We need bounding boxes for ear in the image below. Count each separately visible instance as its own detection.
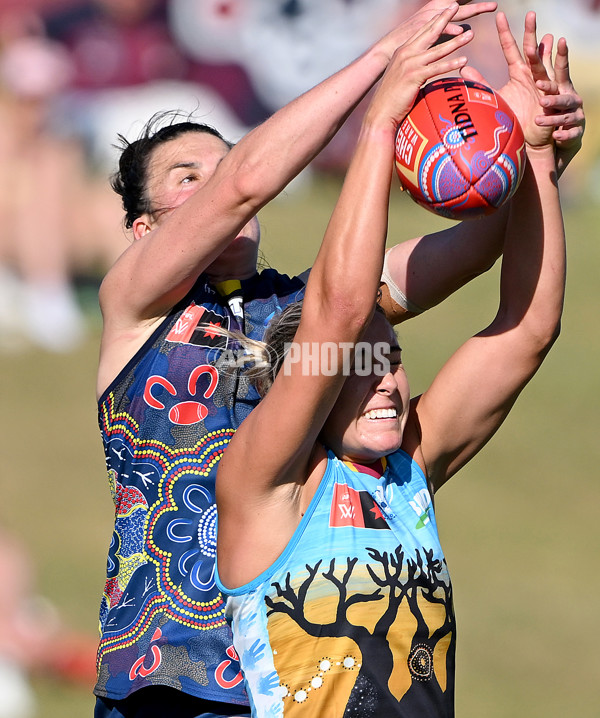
[132,215,154,241]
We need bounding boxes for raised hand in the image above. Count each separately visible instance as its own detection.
[369,4,475,128]
[375,0,497,61]
[461,11,584,173]
[460,12,554,148]
[529,27,585,174]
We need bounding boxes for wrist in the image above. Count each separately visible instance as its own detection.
[525,143,556,164]
[363,41,393,79]
[360,111,400,146]
[523,144,559,187]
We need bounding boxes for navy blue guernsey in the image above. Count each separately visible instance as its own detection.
[95,269,306,704]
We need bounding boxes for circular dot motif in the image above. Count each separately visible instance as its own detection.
[408,644,434,682]
[443,126,466,150]
[471,150,493,176]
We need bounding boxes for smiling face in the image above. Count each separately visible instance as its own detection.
[134,129,261,279]
[320,311,410,463]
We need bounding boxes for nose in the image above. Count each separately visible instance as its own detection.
[375,371,397,395]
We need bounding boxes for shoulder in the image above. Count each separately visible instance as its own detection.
[97,275,213,400]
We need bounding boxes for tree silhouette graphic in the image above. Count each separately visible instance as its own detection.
[265,545,454,715]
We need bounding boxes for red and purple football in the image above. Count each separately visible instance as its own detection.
[395,77,526,220]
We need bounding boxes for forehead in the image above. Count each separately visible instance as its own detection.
[146,131,230,186]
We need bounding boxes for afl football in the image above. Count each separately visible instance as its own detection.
[395,77,526,220]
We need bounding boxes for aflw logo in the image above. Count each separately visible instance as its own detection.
[338,501,356,520]
[166,302,229,348]
[330,484,389,530]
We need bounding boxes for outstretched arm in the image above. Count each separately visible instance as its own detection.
[409,11,567,492]
[97,3,497,397]
[380,11,584,324]
[217,7,475,589]
[100,1,497,327]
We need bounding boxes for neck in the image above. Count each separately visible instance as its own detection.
[343,456,388,479]
[205,243,259,283]
[206,266,257,283]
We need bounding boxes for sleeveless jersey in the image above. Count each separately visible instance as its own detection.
[218,450,456,717]
[95,269,306,703]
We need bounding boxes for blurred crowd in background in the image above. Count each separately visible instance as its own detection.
[0,1,598,716]
[0,0,598,358]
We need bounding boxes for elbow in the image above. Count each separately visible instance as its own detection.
[498,290,564,357]
[492,306,563,369]
[524,315,562,364]
[230,164,260,207]
[226,153,281,211]
[328,283,376,321]
[543,318,562,355]
[531,300,563,351]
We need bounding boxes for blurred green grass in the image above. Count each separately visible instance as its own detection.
[1,168,599,717]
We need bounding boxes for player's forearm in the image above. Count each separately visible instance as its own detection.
[226,46,390,208]
[382,205,507,324]
[497,145,565,345]
[305,118,396,332]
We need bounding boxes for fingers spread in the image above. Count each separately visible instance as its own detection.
[553,37,572,88]
[495,12,524,68]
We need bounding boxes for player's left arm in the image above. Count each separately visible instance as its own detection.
[379,13,584,326]
[379,208,507,323]
[411,11,566,491]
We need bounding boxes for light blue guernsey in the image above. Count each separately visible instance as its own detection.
[217,448,456,717]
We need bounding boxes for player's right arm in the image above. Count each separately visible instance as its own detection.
[97,4,497,363]
[216,8,474,589]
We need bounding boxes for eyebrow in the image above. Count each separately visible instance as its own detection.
[168,154,227,173]
[169,161,202,172]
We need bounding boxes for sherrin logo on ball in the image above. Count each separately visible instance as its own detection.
[395,77,526,220]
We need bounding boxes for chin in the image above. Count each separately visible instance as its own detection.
[207,241,259,280]
[348,437,402,464]
[369,427,403,453]
[375,440,403,460]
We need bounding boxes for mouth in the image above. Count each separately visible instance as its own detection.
[363,408,398,421]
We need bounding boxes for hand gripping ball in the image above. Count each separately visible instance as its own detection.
[395,77,526,220]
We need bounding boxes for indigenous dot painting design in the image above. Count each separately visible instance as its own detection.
[98,394,235,648]
[95,269,307,703]
[418,109,520,215]
[408,644,434,682]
